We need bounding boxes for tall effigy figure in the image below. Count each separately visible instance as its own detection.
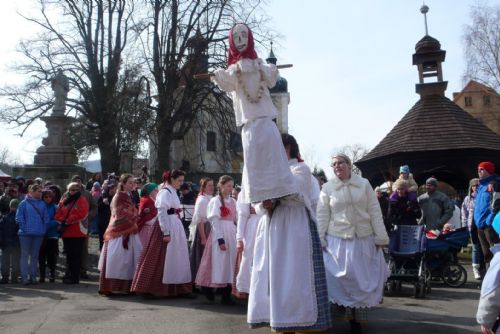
[211,23,297,204]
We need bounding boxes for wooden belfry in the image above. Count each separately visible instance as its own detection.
[355,6,500,191]
[413,5,445,84]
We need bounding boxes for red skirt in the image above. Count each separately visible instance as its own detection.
[131,221,192,297]
[98,241,132,295]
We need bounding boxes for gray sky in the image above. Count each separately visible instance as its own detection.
[0,0,484,178]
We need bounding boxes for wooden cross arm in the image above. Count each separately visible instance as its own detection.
[194,64,293,80]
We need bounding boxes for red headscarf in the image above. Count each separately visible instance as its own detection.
[228,23,258,65]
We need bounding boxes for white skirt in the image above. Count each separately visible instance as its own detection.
[211,219,237,284]
[236,214,260,293]
[248,201,317,328]
[323,234,388,308]
[98,234,142,280]
[163,217,191,284]
[240,117,297,203]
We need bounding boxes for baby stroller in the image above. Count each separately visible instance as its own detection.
[386,224,429,298]
[425,227,469,288]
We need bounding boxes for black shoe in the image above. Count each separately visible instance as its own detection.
[349,320,363,334]
[63,278,79,284]
[0,278,8,284]
[180,293,198,299]
[221,297,237,305]
[204,288,215,302]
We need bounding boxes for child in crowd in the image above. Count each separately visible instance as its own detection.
[0,199,20,283]
[38,189,59,283]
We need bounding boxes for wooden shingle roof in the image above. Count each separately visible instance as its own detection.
[358,93,500,162]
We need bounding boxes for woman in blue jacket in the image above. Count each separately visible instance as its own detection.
[15,184,50,285]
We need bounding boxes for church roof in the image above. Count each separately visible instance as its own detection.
[358,93,500,163]
[415,35,441,53]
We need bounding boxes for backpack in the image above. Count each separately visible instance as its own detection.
[488,177,500,214]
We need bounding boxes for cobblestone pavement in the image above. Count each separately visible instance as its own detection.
[0,236,482,334]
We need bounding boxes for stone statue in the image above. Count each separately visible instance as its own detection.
[51,69,69,115]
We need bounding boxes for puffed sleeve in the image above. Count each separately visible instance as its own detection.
[212,67,237,92]
[236,199,250,241]
[316,189,331,248]
[207,197,224,242]
[260,61,279,88]
[191,196,208,226]
[365,180,389,245]
[155,189,172,236]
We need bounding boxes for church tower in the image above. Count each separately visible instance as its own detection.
[266,42,290,134]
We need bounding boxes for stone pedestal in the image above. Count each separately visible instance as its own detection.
[34,116,78,165]
[13,114,87,189]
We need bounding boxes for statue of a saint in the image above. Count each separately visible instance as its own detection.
[51,69,69,114]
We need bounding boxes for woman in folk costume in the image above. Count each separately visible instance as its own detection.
[211,23,296,204]
[131,170,192,297]
[317,153,389,334]
[195,175,237,305]
[137,183,159,247]
[98,174,143,295]
[233,191,262,298]
[189,177,214,282]
[248,134,331,332]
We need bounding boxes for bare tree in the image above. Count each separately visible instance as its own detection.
[139,0,271,178]
[0,0,145,173]
[463,3,500,90]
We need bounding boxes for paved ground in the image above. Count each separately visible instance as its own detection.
[0,236,482,334]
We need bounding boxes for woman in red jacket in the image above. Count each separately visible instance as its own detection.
[55,182,89,284]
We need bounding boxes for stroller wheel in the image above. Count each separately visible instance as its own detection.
[442,263,467,288]
[386,281,396,295]
[413,283,422,298]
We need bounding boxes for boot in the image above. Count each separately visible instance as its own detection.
[203,287,215,302]
[49,270,56,283]
[472,264,482,280]
[220,286,236,305]
[349,320,363,334]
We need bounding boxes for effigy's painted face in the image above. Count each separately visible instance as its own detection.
[232,24,249,52]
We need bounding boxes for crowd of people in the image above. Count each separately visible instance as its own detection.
[0,153,499,333]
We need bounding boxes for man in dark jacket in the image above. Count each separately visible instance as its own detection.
[417,177,454,239]
[474,161,500,265]
[0,199,20,283]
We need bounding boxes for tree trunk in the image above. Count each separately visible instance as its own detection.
[97,128,120,175]
[154,124,173,182]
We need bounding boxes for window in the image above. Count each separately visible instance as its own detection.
[464,96,472,107]
[207,131,216,152]
[483,95,491,106]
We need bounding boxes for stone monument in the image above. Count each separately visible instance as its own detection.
[13,69,86,188]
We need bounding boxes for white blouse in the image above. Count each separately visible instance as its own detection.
[155,185,181,236]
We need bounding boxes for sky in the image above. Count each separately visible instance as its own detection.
[0,0,487,178]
